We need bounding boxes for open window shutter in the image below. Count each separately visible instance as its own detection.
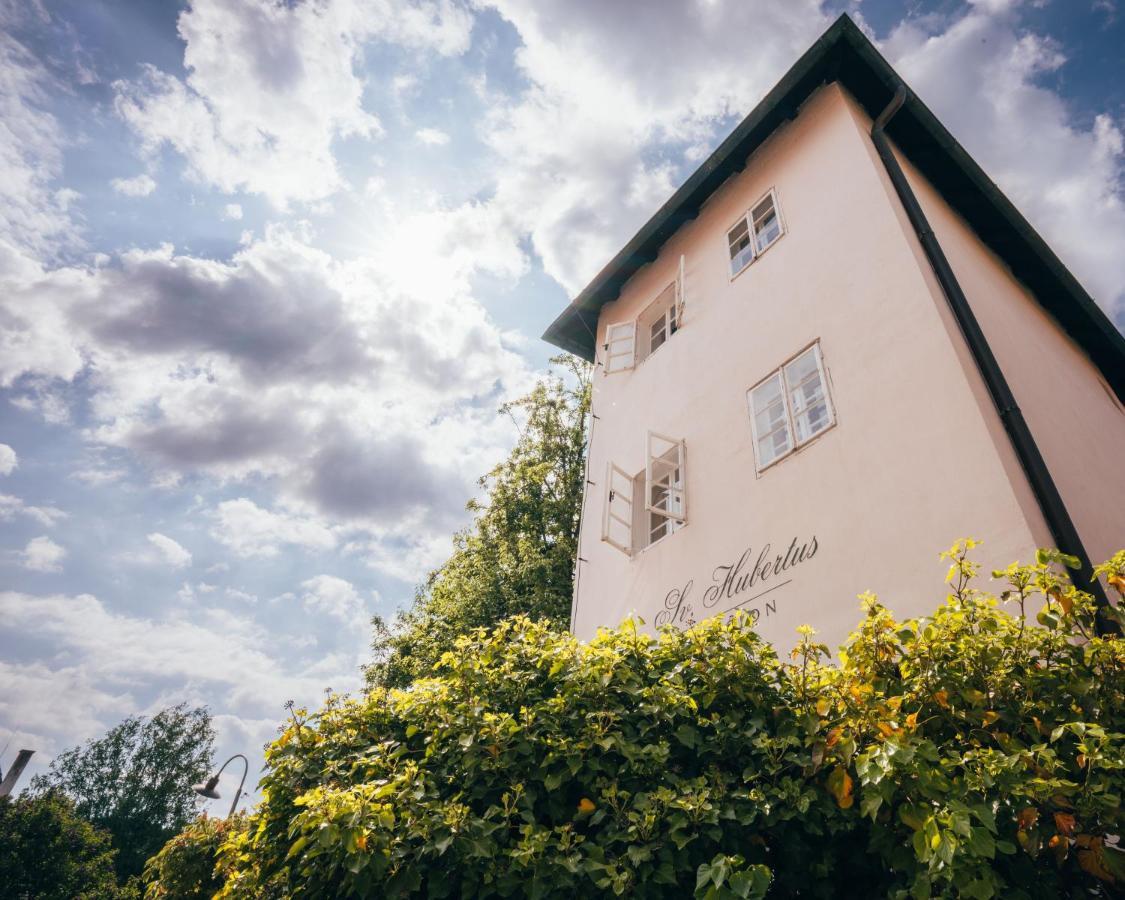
[645,431,686,523]
[601,461,634,555]
[675,254,686,325]
[604,322,636,373]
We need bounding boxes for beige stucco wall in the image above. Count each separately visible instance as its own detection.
[896,150,1125,570]
[572,82,1061,652]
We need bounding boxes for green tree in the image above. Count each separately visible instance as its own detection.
[151,542,1123,899]
[365,356,591,689]
[0,792,122,899]
[31,703,215,883]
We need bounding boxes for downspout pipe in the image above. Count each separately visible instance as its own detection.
[870,86,1117,635]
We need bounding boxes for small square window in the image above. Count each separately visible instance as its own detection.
[727,188,785,279]
[747,343,833,471]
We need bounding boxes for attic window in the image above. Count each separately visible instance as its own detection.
[727,188,785,278]
[603,256,686,374]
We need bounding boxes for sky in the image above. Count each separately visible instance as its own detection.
[1,0,1123,807]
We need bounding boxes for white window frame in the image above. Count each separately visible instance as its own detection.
[726,187,785,280]
[645,431,687,524]
[746,341,834,473]
[601,461,635,555]
[604,321,636,374]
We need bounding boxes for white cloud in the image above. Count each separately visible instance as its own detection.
[147,532,193,569]
[0,589,364,774]
[210,498,337,559]
[113,0,473,208]
[299,574,369,621]
[0,28,79,261]
[881,6,1125,320]
[0,493,66,526]
[225,587,258,603]
[222,202,243,220]
[22,535,66,572]
[0,443,16,475]
[110,173,157,196]
[476,0,829,293]
[415,127,450,146]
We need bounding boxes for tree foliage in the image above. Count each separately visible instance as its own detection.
[143,814,249,899]
[0,792,123,899]
[365,357,590,690]
[31,703,215,882]
[149,542,1124,898]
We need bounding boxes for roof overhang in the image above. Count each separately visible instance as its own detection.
[541,14,1125,401]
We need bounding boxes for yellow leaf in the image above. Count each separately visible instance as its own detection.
[577,798,596,814]
[826,766,854,809]
[982,710,1000,727]
[933,690,950,709]
[876,722,898,739]
[816,698,831,717]
[355,834,368,852]
[905,712,919,730]
[825,727,842,749]
[1108,574,1125,596]
[1077,753,1087,769]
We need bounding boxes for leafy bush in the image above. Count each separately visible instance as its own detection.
[143,814,248,899]
[150,543,1124,898]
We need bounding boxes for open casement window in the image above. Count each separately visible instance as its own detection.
[604,321,636,373]
[601,461,635,555]
[727,216,754,277]
[751,189,783,254]
[675,254,686,325]
[727,188,784,277]
[646,432,686,524]
[747,343,834,471]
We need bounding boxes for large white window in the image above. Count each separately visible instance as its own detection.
[603,256,686,374]
[747,343,834,470]
[601,432,687,555]
[727,189,784,278]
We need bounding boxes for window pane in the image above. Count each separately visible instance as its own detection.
[754,211,780,252]
[650,318,666,351]
[784,349,818,385]
[755,400,786,436]
[758,429,790,466]
[727,218,749,250]
[794,400,830,442]
[751,373,783,407]
[751,373,792,465]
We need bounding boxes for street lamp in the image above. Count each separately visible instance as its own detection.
[193,753,249,818]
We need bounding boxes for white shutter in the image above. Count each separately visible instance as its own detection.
[675,254,686,325]
[604,322,636,373]
[601,461,634,555]
[645,431,686,523]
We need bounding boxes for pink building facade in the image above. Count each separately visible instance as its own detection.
[543,16,1125,651]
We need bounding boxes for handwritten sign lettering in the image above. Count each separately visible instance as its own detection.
[655,534,819,630]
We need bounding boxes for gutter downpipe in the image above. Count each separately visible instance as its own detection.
[870,86,1117,635]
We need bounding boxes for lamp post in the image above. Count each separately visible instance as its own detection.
[193,753,249,818]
